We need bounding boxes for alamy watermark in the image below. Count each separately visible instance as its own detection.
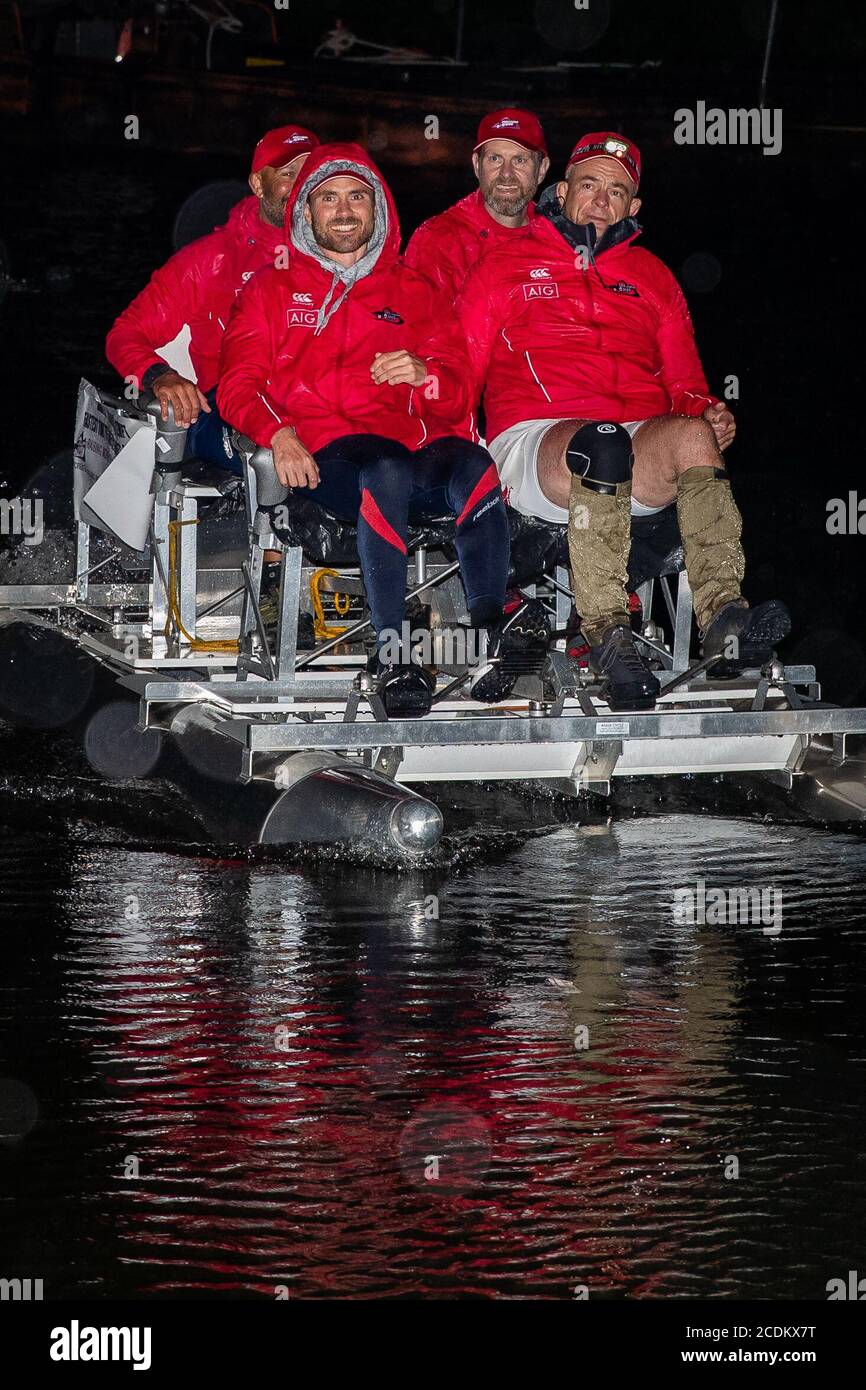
[0,496,43,546]
[674,102,782,157]
[377,620,486,669]
[672,877,782,934]
[826,492,866,534]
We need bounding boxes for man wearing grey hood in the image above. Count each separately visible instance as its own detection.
[219,142,550,717]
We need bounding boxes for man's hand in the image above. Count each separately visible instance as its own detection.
[370,350,427,387]
[153,371,211,428]
[703,401,736,451]
[271,425,320,489]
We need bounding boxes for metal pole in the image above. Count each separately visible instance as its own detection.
[759,0,780,109]
[454,0,465,64]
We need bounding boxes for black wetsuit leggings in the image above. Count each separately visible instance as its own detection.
[271,433,510,650]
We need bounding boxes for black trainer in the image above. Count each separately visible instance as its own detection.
[588,622,660,711]
[369,654,436,718]
[702,599,791,677]
[469,597,551,704]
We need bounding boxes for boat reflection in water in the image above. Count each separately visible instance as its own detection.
[2,806,865,1298]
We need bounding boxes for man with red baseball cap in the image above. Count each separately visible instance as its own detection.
[105,123,318,473]
[404,107,549,300]
[458,130,790,710]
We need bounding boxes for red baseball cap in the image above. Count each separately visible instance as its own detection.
[305,167,375,196]
[473,108,547,157]
[251,125,319,174]
[566,132,641,191]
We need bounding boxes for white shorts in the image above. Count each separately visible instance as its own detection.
[488,417,665,525]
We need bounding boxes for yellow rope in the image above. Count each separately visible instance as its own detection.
[310,566,351,639]
[163,519,238,653]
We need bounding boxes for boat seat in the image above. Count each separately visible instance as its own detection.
[270,492,457,566]
[268,490,685,588]
[180,459,245,499]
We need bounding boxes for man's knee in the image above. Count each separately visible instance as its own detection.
[357,437,413,490]
[666,415,719,468]
[565,422,634,493]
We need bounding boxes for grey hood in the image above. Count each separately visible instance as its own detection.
[290,158,390,335]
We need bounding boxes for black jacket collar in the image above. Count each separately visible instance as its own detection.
[536,184,640,258]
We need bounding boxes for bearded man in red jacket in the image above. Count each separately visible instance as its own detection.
[404,108,549,301]
[458,131,790,710]
[218,143,548,717]
[105,124,319,474]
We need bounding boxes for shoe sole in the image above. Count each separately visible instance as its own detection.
[599,681,659,712]
[382,690,433,718]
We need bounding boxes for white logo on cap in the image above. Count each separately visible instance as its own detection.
[284,133,307,144]
[495,118,520,128]
[604,138,629,156]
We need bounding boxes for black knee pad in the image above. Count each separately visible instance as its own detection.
[566,422,634,494]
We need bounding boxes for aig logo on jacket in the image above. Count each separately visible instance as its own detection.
[523,281,559,300]
[288,308,318,327]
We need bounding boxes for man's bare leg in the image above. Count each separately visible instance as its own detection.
[538,413,746,633]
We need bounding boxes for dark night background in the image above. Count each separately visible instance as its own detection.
[1,0,865,698]
[4,4,866,1313]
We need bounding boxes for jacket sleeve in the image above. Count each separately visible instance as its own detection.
[403,221,452,297]
[454,259,498,406]
[407,279,474,430]
[654,266,719,416]
[105,240,210,386]
[216,274,293,446]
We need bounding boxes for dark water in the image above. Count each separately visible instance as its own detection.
[2,120,866,1300]
[2,807,866,1298]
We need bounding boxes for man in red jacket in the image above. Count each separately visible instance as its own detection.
[105,123,319,474]
[218,143,549,716]
[403,108,549,300]
[458,131,789,709]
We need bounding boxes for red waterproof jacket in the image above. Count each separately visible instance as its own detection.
[404,189,536,301]
[457,198,718,443]
[105,197,286,392]
[217,144,474,453]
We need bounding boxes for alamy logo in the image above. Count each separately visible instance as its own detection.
[827,1270,866,1299]
[0,495,43,546]
[0,1276,43,1300]
[672,877,782,934]
[674,101,782,157]
[826,493,866,534]
[50,1320,152,1371]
